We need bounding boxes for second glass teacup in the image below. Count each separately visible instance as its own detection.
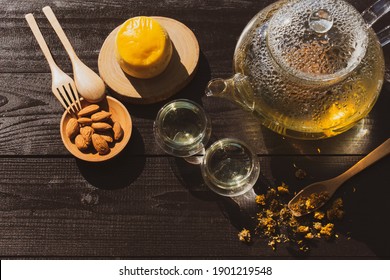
[200,138,260,197]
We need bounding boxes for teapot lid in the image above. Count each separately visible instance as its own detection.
[267,0,368,82]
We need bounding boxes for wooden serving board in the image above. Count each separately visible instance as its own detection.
[98,17,200,104]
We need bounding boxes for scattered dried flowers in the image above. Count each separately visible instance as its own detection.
[239,182,345,252]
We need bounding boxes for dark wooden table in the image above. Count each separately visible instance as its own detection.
[1,0,389,258]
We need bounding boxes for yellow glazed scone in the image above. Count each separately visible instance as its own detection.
[115,16,173,79]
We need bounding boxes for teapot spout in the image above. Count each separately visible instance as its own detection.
[205,78,228,97]
[205,73,255,112]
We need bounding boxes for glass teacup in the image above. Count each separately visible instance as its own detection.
[154,99,211,157]
[200,138,260,197]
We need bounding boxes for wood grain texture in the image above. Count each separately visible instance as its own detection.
[0,0,268,74]
[1,0,390,258]
[0,155,389,257]
[1,0,389,74]
[1,73,389,156]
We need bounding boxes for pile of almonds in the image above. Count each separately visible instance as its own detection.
[65,104,124,155]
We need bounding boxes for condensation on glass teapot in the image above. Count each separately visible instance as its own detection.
[206,0,385,139]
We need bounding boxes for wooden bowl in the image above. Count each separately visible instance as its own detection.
[60,96,132,162]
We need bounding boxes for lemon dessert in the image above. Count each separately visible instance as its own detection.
[115,16,173,79]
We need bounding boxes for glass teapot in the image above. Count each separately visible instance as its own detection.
[206,0,389,139]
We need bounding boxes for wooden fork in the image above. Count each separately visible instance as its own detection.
[25,13,82,115]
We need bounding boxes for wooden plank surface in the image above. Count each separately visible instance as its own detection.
[1,0,388,74]
[0,0,390,258]
[0,0,266,74]
[0,155,389,257]
[1,0,389,156]
[0,72,389,156]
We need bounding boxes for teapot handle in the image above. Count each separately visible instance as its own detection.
[362,0,390,27]
[377,25,390,46]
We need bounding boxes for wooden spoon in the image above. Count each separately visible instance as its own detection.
[42,6,106,103]
[288,138,390,217]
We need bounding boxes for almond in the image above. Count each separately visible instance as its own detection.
[77,104,100,117]
[98,133,114,143]
[66,118,79,139]
[92,122,112,131]
[113,122,124,141]
[92,134,110,155]
[77,117,92,126]
[75,134,89,151]
[91,111,112,122]
[80,126,94,145]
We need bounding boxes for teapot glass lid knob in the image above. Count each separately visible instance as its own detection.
[308,9,333,33]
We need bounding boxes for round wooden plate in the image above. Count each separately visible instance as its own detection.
[98,17,200,104]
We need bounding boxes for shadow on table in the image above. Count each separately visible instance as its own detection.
[267,152,390,257]
[170,157,218,202]
[170,156,266,239]
[335,156,390,257]
[216,174,274,232]
[119,51,212,121]
[76,126,145,190]
[169,156,257,233]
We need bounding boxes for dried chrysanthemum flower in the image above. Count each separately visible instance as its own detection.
[314,211,325,220]
[258,217,277,235]
[279,206,291,221]
[313,222,322,230]
[265,209,274,218]
[297,226,310,233]
[305,232,314,239]
[305,198,315,210]
[277,182,290,194]
[320,223,334,238]
[268,239,277,250]
[265,188,277,200]
[238,228,251,243]
[255,194,266,205]
[289,216,299,228]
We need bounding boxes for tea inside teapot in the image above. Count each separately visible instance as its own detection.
[207,0,385,139]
